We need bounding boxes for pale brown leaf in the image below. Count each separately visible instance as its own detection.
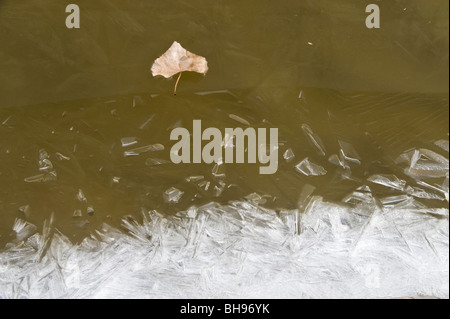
[151,41,208,78]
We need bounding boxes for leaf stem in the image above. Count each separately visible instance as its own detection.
[174,72,182,95]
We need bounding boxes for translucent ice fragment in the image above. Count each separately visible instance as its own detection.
[18,205,31,219]
[283,148,295,162]
[297,184,316,212]
[87,206,95,216]
[112,176,121,183]
[145,158,170,166]
[213,181,226,197]
[38,149,54,172]
[45,171,58,182]
[55,152,70,161]
[139,115,155,130]
[38,159,53,172]
[338,140,361,165]
[39,149,49,161]
[77,189,87,202]
[164,187,184,203]
[73,209,82,217]
[301,124,326,156]
[132,95,144,107]
[295,158,327,176]
[13,219,37,241]
[72,219,90,229]
[1,114,16,127]
[405,185,444,201]
[212,163,225,177]
[245,192,267,205]
[24,171,57,183]
[379,195,423,209]
[367,174,406,191]
[417,179,449,202]
[186,175,204,182]
[197,181,210,191]
[124,144,164,156]
[396,148,449,178]
[343,187,375,206]
[121,137,138,147]
[434,140,449,152]
[213,185,224,197]
[328,154,346,168]
[195,90,238,98]
[229,114,250,126]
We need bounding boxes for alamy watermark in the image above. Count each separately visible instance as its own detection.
[65,3,381,29]
[170,120,279,174]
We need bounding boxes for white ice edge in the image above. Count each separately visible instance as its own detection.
[0,197,448,299]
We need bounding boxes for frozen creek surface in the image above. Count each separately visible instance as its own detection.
[0,197,448,299]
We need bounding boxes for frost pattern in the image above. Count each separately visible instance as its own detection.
[0,197,448,299]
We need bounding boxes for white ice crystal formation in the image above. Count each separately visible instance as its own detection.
[0,195,448,299]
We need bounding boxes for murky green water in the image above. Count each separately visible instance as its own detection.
[0,0,448,247]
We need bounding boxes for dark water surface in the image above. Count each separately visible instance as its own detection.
[0,0,448,247]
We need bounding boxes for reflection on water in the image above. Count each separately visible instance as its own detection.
[0,0,448,249]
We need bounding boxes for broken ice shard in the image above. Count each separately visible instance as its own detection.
[145,158,170,166]
[38,159,53,172]
[163,187,184,203]
[186,175,204,182]
[229,114,250,126]
[132,95,144,107]
[245,192,268,205]
[139,115,155,130]
[379,195,424,209]
[38,149,54,172]
[25,149,57,182]
[283,148,295,162]
[301,124,326,156]
[73,209,82,217]
[55,152,70,161]
[367,174,406,191]
[13,218,37,241]
[87,206,95,216]
[405,185,445,201]
[24,171,57,183]
[342,186,375,207]
[212,162,225,177]
[328,154,346,168]
[197,180,211,191]
[112,176,121,183]
[18,205,31,219]
[124,144,164,157]
[396,148,449,179]
[434,140,449,152]
[121,137,138,147]
[295,158,327,176]
[338,140,361,165]
[213,185,224,197]
[77,189,87,202]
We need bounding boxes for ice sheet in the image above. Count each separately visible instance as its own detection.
[0,197,447,299]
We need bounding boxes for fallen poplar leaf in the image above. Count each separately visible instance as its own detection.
[151,41,208,94]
